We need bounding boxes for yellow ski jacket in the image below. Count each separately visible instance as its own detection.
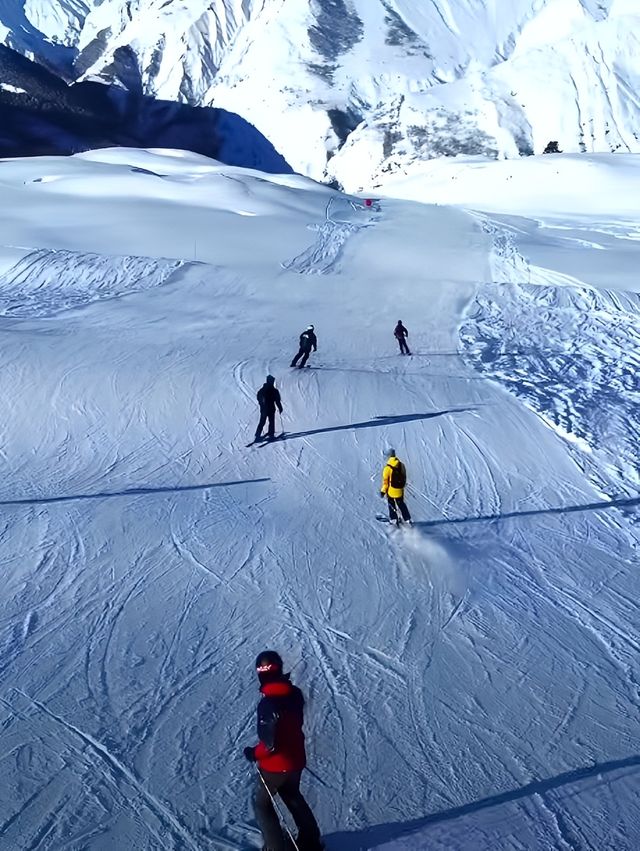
[381,456,406,499]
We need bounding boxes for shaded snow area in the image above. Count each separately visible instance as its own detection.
[0,148,638,851]
[0,44,293,170]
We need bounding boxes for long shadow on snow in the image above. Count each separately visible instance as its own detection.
[280,410,473,442]
[326,754,640,850]
[412,494,640,528]
[309,366,485,380]
[0,478,270,507]
[373,352,524,360]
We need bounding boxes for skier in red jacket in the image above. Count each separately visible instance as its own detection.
[244,651,322,851]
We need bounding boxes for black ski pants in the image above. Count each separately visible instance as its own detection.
[388,495,411,523]
[255,769,321,851]
[256,408,276,439]
[291,347,311,367]
[396,336,411,355]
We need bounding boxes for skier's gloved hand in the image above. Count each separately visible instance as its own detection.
[243,746,257,763]
[380,491,386,499]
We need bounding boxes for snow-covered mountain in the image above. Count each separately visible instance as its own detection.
[2,1,640,187]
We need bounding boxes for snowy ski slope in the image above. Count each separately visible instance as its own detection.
[0,149,638,850]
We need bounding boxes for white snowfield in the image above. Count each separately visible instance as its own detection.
[0,148,638,851]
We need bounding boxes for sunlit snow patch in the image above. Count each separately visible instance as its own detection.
[1,83,27,94]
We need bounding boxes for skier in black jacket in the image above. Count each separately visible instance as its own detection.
[291,325,317,368]
[243,651,322,851]
[256,375,283,441]
[394,320,411,355]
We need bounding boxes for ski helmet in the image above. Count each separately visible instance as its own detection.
[384,447,396,457]
[307,324,314,330]
[266,374,275,384]
[255,650,283,674]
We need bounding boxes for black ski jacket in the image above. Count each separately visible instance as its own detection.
[257,383,283,414]
[394,322,408,340]
[299,330,317,353]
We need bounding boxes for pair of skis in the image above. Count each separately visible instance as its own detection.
[246,433,286,448]
[375,514,413,528]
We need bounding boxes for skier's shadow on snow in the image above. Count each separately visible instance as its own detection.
[309,366,486,380]
[0,478,270,507]
[279,409,474,441]
[412,494,640,528]
[325,754,640,849]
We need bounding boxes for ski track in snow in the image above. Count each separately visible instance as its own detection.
[0,248,184,317]
[463,214,640,499]
[0,152,639,850]
[2,688,210,851]
[281,197,377,274]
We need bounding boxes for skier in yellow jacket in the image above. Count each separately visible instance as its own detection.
[380,449,412,526]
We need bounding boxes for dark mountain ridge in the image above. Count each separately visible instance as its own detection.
[0,45,291,172]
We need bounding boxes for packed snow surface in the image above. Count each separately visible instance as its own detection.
[0,148,638,850]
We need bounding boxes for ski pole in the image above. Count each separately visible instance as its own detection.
[256,768,300,851]
[305,765,328,788]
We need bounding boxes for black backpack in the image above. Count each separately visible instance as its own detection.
[389,461,406,489]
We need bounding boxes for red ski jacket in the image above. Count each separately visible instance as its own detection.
[251,677,307,773]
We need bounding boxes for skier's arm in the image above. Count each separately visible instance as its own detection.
[275,389,283,413]
[255,700,279,757]
[312,333,317,351]
[381,465,390,495]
